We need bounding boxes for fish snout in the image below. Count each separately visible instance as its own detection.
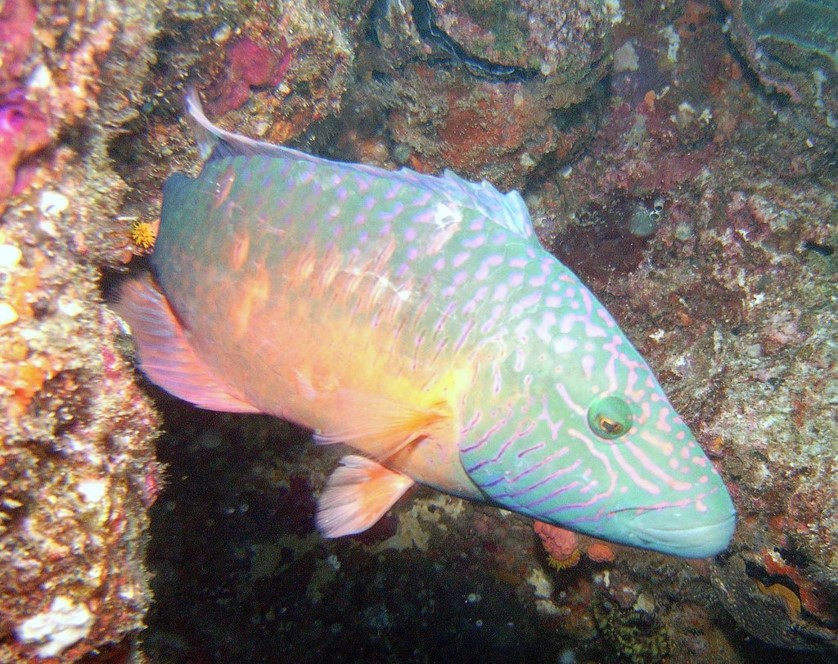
[614,499,736,558]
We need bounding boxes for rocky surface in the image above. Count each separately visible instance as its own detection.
[0,1,834,661]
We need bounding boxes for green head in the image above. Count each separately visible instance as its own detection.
[460,271,736,558]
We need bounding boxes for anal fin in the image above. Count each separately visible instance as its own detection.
[316,455,415,538]
[113,273,259,414]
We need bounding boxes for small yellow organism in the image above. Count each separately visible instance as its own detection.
[546,548,582,571]
[130,220,159,249]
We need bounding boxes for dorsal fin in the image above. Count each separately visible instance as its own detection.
[185,87,328,164]
[441,169,535,239]
[184,88,536,240]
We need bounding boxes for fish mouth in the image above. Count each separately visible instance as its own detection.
[616,506,737,558]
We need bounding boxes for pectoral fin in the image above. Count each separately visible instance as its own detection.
[316,455,415,538]
[313,388,452,461]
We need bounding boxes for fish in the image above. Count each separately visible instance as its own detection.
[115,89,736,557]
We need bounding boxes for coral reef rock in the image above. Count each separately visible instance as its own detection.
[367,0,612,189]
[1,1,836,662]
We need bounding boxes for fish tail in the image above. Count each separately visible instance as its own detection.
[112,272,259,414]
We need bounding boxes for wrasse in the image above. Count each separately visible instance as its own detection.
[115,90,735,557]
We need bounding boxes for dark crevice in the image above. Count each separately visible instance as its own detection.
[409,0,538,82]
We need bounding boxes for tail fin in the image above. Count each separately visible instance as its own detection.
[113,273,259,414]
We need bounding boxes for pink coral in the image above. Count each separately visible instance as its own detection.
[585,541,616,563]
[205,37,294,116]
[534,521,580,562]
[0,0,37,94]
[535,521,617,567]
[0,92,50,212]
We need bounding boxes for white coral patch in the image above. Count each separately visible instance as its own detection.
[660,25,681,64]
[16,596,94,658]
[76,479,107,503]
[39,191,69,216]
[613,41,639,72]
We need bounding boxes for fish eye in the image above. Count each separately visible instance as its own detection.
[587,396,633,440]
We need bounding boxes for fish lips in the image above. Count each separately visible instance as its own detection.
[610,503,737,558]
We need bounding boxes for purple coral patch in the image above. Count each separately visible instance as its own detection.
[205,37,294,116]
[0,91,50,207]
[0,0,37,94]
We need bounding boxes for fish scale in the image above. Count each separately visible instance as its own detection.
[173,163,529,361]
[114,90,735,556]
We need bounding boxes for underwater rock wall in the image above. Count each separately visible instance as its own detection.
[726,0,837,174]
[0,0,835,661]
[368,0,612,189]
[0,1,163,661]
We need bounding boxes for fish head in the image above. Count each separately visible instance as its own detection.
[461,317,736,559]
